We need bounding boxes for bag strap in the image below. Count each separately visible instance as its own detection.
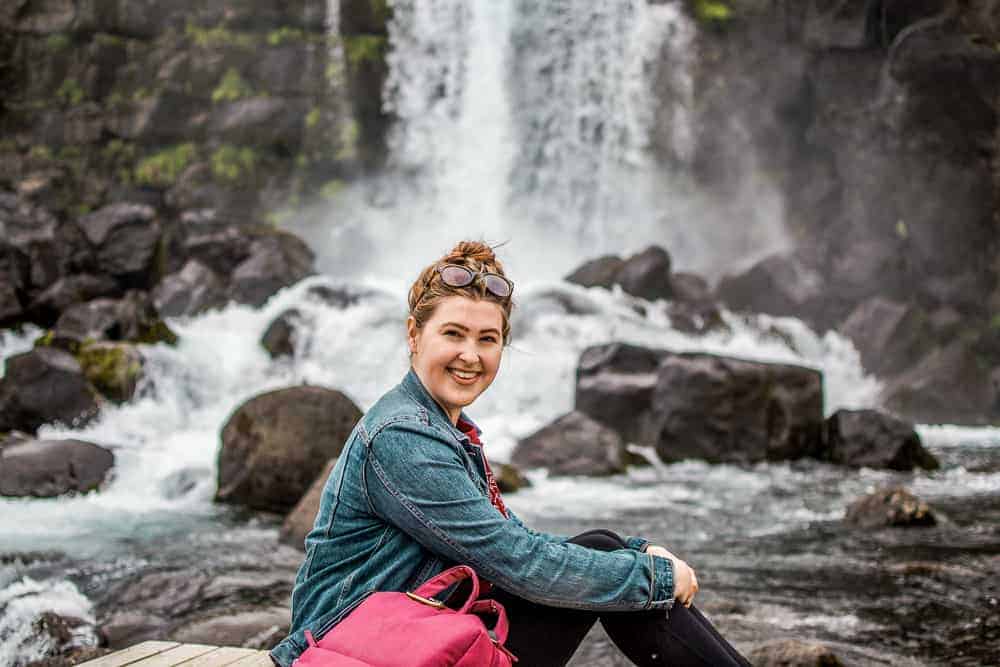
[468,599,509,644]
[412,565,480,614]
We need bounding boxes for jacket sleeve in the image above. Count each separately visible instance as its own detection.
[363,419,674,612]
[506,508,650,553]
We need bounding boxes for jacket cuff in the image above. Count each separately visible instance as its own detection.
[647,553,676,610]
[624,535,650,552]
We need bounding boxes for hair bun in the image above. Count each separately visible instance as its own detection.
[443,240,500,267]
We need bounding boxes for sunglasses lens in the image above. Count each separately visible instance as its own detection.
[440,265,474,287]
[484,274,512,298]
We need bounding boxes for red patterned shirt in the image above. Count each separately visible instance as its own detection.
[457,418,510,519]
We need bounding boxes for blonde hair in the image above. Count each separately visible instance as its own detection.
[407,241,514,345]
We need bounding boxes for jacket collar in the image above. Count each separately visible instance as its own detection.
[400,367,481,443]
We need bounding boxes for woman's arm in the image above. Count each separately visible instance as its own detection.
[506,508,651,553]
[363,419,675,612]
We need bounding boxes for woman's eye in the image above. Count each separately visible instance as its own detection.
[481,337,497,343]
[445,330,461,337]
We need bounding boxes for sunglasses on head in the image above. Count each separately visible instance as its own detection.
[435,264,514,299]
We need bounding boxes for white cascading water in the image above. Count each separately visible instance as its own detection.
[3,1,1000,664]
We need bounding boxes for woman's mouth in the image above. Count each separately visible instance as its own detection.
[447,368,480,384]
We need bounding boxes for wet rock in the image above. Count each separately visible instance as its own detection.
[53,291,178,348]
[212,97,304,146]
[152,259,228,318]
[159,467,211,500]
[616,246,672,301]
[305,284,369,309]
[492,460,530,493]
[564,255,625,289]
[0,438,113,497]
[181,219,256,275]
[0,281,23,324]
[715,253,827,329]
[823,409,939,471]
[575,342,668,446]
[217,386,362,512]
[261,308,302,359]
[839,297,932,376]
[109,570,211,620]
[666,298,725,336]
[650,353,824,464]
[75,341,144,403]
[881,340,997,425]
[845,487,936,529]
[669,272,711,303]
[228,233,315,307]
[170,606,289,649]
[747,639,844,666]
[22,612,105,667]
[0,347,100,434]
[279,458,336,550]
[76,204,162,284]
[99,610,168,650]
[512,411,628,477]
[27,274,121,326]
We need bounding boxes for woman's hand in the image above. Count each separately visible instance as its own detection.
[646,544,699,607]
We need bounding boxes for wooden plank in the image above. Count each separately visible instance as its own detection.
[128,644,218,667]
[226,652,274,667]
[78,641,181,667]
[172,647,260,667]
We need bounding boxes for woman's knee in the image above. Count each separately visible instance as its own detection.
[567,529,627,552]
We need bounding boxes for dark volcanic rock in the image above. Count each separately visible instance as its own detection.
[216,386,362,512]
[53,292,177,347]
[716,253,827,328]
[845,486,937,529]
[0,347,100,433]
[492,460,530,493]
[564,255,625,289]
[228,234,315,307]
[152,259,228,318]
[0,438,114,497]
[616,246,672,301]
[28,274,121,326]
[511,411,628,477]
[575,343,668,446]
[649,353,824,464]
[280,458,335,550]
[823,409,939,470]
[839,297,932,376]
[76,204,162,284]
[747,639,844,666]
[76,341,144,403]
[261,308,302,359]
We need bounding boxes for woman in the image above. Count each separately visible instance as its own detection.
[270,241,750,667]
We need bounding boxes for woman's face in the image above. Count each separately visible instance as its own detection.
[407,295,504,425]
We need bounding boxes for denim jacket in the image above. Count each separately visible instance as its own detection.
[270,368,675,667]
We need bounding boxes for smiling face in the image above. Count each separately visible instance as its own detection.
[407,295,504,425]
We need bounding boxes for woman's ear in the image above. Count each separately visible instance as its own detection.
[406,315,418,355]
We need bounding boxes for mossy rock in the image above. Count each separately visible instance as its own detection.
[75,342,144,403]
[135,319,179,346]
[492,461,531,493]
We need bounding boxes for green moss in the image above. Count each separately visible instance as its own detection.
[266,206,296,227]
[45,33,71,51]
[343,35,387,68]
[135,143,198,187]
[211,68,254,103]
[28,145,52,161]
[131,87,152,101]
[76,343,143,402]
[136,320,179,346]
[320,179,345,200]
[94,33,125,48]
[895,220,909,239]
[33,330,55,348]
[267,26,306,46]
[185,22,255,49]
[990,314,1000,330]
[210,144,256,182]
[335,120,360,161]
[71,203,92,217]
[102,139,136,164]
[57,145,83,161]
[694,0,732,22]
[56,78,85,106]
[305,107,322,129]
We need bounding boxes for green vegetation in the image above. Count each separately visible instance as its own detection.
[694,0,732,22]
[94,33,125,48]
[76,342,143,402]
[343,35,387,68]
[267,26,306,46]
[135,143,197,187]
[56,78,85,106]
[990,314,1000,330]
[28,145,52,161]
[305,107,322,129]
[211,144,256,182]
[33,330,55,348]
[320,179,345,200]
[212,68,254,103]
[895,220,909,239]
[185,22,255,49]
[45,33,71,51]
[336,120,360,161]
[102,139,136,165]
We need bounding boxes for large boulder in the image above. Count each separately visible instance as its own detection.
[823,409,939,470]
[649,353,824,464]
[216,386,362,512]
[839,298,932,376]
[0,347,100,433]
[844,487,936,529]
[228,233,315,307]
[75,204,162,285]
[27,274,121,326]
[75,341,144,403]
[279,458,336,549]
[511,411,628,477]
[715,253,828,329]
[0,438,114,497]
[152,259,229,318]
[575,343,667,446]
[616,246,672,301]
[53,291,178,348]
[261,308,302,359]
[747,639,844,667]
[564,255,625,289]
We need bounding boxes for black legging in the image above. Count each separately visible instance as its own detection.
[481,530,751,667]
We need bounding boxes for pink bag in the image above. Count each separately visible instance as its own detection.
[293,565,517,667]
